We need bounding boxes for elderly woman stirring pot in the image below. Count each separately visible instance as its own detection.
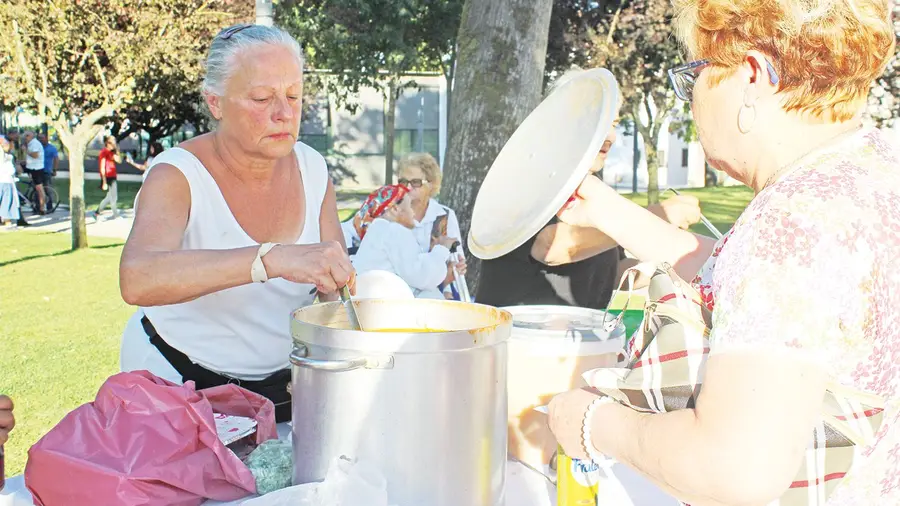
[548,0,900,505]
[119,24,353,423]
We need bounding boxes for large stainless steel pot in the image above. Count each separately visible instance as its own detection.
[290,299,511,506]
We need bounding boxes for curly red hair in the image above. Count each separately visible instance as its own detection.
[674,0,895,121]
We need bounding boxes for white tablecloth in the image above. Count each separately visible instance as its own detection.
[1,423,678,506]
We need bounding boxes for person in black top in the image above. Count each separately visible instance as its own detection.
[478,117,702,310]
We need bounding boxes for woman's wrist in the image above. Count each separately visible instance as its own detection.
[581,182,620,231]
[583,396,616,462]
[260,244,284,280]
[586,396,632,463]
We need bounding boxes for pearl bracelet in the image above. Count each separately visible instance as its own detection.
[582,396,616,464]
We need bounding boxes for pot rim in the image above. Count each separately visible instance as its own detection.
[291,299,512,353]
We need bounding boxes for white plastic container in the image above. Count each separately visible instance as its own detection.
[504,305,625,476]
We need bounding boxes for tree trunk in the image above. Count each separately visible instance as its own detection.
[445,44,456,127]
[644,140,660,205]
[383,80,399,185]
[632,121,640,194]
[67,142,88,249]
[441,0,554,296]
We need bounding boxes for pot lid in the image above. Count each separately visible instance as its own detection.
[504,305,625,343]
[468,68,621,260]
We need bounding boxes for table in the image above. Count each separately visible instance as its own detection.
[1,422,678,506]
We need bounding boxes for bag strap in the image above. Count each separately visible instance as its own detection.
[600,262,656,333]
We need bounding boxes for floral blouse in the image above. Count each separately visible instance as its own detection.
[691,128,900,504]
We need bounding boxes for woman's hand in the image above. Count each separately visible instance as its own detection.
[443,262,455,285]
[649,195,702,230]
[547,388,604,461]
[454,259,467,277]
[436,235,458,250]
[265,241,354,294]
[0,395,15,446]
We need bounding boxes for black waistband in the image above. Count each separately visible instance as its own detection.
[141,315,292,422]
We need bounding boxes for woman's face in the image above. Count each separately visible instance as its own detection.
[589,117,620,173]
[398,165,431,205]
[211,44,303,160]
[690,63,760,183]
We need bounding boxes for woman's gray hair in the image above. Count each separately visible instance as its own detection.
[201,24,304,97]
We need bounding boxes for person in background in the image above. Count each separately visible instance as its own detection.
[341,153,466,298]
[6,131,25,173]
[96,135,121,220]
[23,131,46,215]
[0,395,13,447]
[38,134,59,213]
[477,71,702,310]
[128,142,165,181]
[0,136,21,228]
[396,153,467,298]
[352,184,457,299]
[38,134,59,178]
[548,0,899,504]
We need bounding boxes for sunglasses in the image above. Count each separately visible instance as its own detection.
[667,59,780,102]
[398,178,428,188]
[218,24,254,41]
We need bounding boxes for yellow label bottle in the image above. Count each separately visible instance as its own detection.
[557,444,600,505]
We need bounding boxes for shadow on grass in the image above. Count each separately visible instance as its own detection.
[0,243,123,268]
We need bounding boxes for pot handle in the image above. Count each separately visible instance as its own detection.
[290,344,394,372]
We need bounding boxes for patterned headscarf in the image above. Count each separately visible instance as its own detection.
[353,184,410,240]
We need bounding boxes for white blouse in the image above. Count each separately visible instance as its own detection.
[352,218,451,299]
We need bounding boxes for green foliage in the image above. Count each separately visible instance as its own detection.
[277,0,461,108]
[0,0,248,247]
[588,0,683,203]
[545,0,620,81]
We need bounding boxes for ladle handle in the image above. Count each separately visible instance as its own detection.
[290,344,394,372]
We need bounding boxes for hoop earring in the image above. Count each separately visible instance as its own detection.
[738,104,756,134]
[738,84,759,134]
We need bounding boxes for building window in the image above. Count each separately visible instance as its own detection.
[682,148,689,167]
[393,129,440,161]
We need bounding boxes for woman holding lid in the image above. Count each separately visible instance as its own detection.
[118,24,353,422]
[352,184,459,300]
[548,0,900,504]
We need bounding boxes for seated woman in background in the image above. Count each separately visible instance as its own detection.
[352,184,457,300]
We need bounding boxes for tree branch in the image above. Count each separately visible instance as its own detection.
[91,50,112,104]
[11,20,61,122]
[606,1,625,46]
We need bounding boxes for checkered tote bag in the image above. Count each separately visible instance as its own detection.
[587,263,885,505]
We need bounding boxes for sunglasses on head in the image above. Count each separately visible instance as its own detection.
[398,178,428,188]
[218,24,254,41]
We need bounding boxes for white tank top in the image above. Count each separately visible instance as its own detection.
[134,142,327,378]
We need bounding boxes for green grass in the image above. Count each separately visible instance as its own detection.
[0,232,130,476]
[0,184,753,478]
[624,185,755,237]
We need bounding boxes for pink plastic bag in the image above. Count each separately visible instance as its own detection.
[24,370,277,506]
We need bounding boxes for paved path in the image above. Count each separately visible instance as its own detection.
[3,196,365,241]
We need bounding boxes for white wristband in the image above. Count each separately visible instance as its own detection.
[251,243,279,283]
[582,396,616,464]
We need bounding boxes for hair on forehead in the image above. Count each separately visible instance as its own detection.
[202,24,305,97]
